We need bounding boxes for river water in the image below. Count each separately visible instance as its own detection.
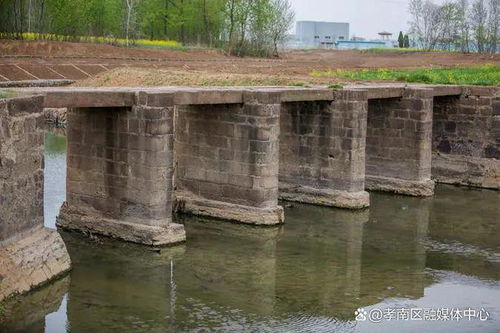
[1,131,499,332]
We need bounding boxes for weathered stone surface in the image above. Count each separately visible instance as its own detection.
[6,95,45,116]
[174,92,283,224]
[432,153,499,189]
[279,183,370,209]
[0,227,71,302]
[45,91,136,108]
[365,175,435,197]
[365,87,405,100]
[0,79,74,88]
[1,95,45,244]
[431,85,462,97]
[432,95,499,189]
[1,85,496,253]
[0,94,71,302]
[175,191,284,225]
[57,103,186,245]
[57,203,186,246]
[366,88,434,196]
[43,107,67,124]
[174,89,244,105]
[274,88,333,102]
[279,90,370,208]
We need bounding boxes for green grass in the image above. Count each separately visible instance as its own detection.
[328,83,344,89]
[311,65,500,86]
[0,89,16,99]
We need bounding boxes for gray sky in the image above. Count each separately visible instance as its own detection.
[289,0,413,39]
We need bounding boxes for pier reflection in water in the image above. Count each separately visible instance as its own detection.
[0,130,498,332]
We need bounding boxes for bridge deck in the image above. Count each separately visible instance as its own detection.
[9,84,497,108]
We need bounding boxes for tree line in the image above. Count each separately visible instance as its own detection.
[409,0,499,53]
[0,0,294,56]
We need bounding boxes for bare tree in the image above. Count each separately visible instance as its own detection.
[125,0,138,46]
[409,0,446,50]
[486,0,499,53]
[408,0,499,53]
[268,0,294,57]
[441,2,462,50]
[470,0,488,52]
[457,0,471,52]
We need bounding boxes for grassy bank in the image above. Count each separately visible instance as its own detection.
[310,65,500,86]
[0,32,185,51]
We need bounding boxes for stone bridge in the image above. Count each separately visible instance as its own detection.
[1,84,498,301]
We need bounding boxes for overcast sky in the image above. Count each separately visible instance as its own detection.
[288,0,414,39]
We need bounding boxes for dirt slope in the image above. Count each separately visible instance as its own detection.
[0,40,498,84]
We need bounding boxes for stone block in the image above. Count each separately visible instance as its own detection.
[175,191,284,225]
[0,228,71,302]
[6,95,44,116]
[243,91,281,105]
[57,204,185,246]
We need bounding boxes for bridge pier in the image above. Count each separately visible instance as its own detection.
[0,95,70,302]
[432,89,499,189]
[279,89,370,208]
[175,91,284,225]
[365,88,435,196]
[56,93,186,246]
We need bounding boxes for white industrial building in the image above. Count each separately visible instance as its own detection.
[295,21,350,47]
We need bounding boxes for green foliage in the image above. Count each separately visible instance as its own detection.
[0,0,295,58]
[225,0,294,57]
[398,31,404,48]
[0,89,15,99]
[404,34,410,48]
[311,65,500,86]
[0,304,5,317]
[328,83,344,89]
[397,73,433,83]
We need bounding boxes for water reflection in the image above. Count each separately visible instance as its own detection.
[44,131,67,229]
[426,186,500,281]
[1,132,499,332]
[61,232,185,332]
[361,195,432,303]
[274,208,368,321]
[0,276,69,332]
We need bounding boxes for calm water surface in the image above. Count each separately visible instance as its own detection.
[1,131,499,332]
